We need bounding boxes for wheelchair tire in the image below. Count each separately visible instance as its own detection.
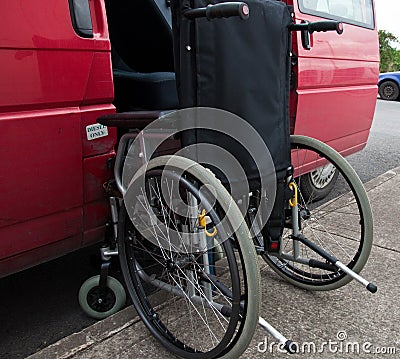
[118,155,261,359]
[262,135,373,291]
[79,275,126,319]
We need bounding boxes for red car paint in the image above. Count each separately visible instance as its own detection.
[0,0,379,277]
[287,0,379,156]
[0,0,116,277]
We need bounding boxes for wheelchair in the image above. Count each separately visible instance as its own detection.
[79,1,376,357]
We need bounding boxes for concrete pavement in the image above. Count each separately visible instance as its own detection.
[28,167,400,359]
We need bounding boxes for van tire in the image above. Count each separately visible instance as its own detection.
[379,80,399,101]
[299,166,339,202]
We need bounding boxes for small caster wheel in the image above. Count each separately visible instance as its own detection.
[79,275,126,319]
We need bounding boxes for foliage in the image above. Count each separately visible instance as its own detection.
[379,30,400,73]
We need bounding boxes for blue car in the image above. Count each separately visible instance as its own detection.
[378,71,400,101]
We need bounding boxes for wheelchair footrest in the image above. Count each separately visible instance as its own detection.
[293,233,378,293]
[258,316,297,354]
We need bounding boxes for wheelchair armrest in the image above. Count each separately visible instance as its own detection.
[97,110,169,129]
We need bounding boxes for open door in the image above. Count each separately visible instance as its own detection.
[287,0,379,155]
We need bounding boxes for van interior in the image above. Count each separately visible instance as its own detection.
[104,0,178,113]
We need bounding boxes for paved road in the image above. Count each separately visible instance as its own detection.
[347,99,400,181]
[0,246,100,359]
[0,99,399,359]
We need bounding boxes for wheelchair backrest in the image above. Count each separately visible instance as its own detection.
[171,0,293,183]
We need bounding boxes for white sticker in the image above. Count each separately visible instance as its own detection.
[86,124,108,141]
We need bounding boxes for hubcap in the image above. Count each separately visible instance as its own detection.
[383,85,394,98]
[310,164,336,189]
[87,286,116,312]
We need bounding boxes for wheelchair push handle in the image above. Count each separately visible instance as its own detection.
[183,2,250,21]
[289,20,344,35]
[309,20,344,34]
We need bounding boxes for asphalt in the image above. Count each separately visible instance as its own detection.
[28,167,400,359]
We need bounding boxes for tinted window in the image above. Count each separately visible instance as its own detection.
[298,0,374,29]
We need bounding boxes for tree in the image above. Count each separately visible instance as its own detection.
[379,30,400,73]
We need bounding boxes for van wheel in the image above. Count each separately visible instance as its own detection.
[298,164,339,202]
[379,80,399,101]
[79,275,126,319]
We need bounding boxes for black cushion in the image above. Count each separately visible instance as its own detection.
[113,69,179,111]
[105,0,178,111]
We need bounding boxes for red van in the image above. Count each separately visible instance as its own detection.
[0,0,379,278]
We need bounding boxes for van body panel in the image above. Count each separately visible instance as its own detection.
[82,53,114,106]
[0,208,83,259]
[295,85,378,139]
[0,233,82,278]
[0,0,116,277]
[0,109,83,226]
[83,153,114,204]
[0,49,92,112]
[288,0,379,152]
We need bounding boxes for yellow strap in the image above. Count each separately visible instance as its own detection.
[205,226,217,237]
[199,209,217,237]
[288,182,298,207]
[199,209,207,227]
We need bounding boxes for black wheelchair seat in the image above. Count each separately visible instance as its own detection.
[112,50,178,111]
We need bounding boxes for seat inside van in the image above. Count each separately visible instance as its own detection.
[105,0,178,111]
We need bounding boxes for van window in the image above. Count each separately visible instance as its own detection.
[298,0,374,29]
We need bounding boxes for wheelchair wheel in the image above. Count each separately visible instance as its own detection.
[78,275,126,319]
[118,155,261,359]
[262,135,373,291]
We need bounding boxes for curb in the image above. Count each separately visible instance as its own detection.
[363,167,399,193]
[27,306,140,359]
